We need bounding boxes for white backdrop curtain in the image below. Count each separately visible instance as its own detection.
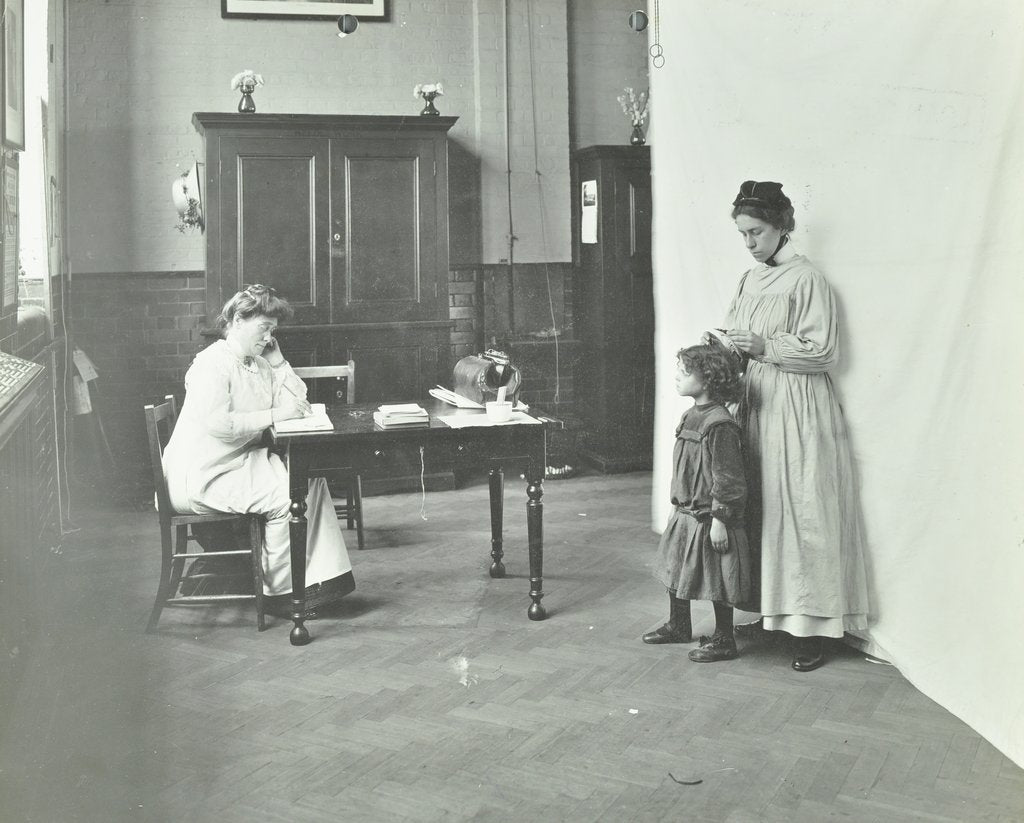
[649,0,1024,766]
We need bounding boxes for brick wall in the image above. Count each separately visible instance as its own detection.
[68,272,207,484]
[71,260,575,480]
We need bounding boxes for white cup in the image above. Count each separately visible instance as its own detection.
[486,400,514,423]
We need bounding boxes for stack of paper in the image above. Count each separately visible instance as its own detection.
[373,403,429,428]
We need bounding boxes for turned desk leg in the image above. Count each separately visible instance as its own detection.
[288,496,311,646]
[488,467,505,578]
[526,475,546,620]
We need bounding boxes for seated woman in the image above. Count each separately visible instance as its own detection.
[163,284,354,612]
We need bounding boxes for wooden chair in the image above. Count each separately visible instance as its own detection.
[144,395,267,632]
[290,361,365,550]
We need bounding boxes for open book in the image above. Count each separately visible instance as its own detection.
[273,403,333,433]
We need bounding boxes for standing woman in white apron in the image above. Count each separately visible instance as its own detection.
[163,284,354,612]
[724,181,869,671]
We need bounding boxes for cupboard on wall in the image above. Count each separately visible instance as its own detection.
[571,145,653,472]
[193,113,458,403]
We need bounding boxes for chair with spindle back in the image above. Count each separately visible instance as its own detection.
[144,395,267,632]
[290,360,365,550]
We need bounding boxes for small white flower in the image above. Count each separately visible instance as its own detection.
[231,70,265,91]
[414,82,444,98]
[617,86,649,126]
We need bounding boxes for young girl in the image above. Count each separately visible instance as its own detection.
[643,338,755,662]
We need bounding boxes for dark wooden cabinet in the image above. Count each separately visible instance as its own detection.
[571,145,653,472]
[193,113,457,403]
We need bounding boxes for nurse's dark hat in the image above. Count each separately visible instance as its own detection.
[732,180,790,210]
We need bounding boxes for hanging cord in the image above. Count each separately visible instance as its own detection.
[525,0,560,403]
[502,0,517,330]
[650,0,664,68]
[418,445,428,520]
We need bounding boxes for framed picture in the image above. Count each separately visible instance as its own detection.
[2,0,24,151]
[222,0,388,21]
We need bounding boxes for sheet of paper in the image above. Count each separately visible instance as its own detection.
[70,374,93,415]
[429,386,484,408]
[72,348,99,382]
[378,403,427,414]
[439,411,541,429]
[581,179,598,244]
[273,402,333,432]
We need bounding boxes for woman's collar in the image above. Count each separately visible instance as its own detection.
[767,237,796,266]
[223,335,257,369]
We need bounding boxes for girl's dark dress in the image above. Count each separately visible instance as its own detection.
[654,403,756,609]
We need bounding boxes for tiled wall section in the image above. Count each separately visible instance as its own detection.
[70,266,576,482]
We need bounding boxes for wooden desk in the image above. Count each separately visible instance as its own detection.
[270,401,553,645]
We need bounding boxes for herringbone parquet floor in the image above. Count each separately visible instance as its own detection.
[1,472,1021,822]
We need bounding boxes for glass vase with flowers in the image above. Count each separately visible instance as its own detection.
[414,83,444,116]
[617,87,650,145]
[231,70,265,113]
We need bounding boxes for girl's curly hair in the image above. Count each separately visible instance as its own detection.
[678,340,744,405]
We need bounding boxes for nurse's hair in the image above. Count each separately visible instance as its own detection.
[217,284,294,329]
[730,179,796,233]
[678,341,743,405]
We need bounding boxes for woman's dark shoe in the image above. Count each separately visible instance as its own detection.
[688,632,738,662]
[791,636,825,672]
[642,623,692,644]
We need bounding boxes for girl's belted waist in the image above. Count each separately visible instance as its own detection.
[674,504,711,521]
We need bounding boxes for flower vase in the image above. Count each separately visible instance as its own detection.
[629,123,646,146]
[419,92,440,116]
[238,88,257,113]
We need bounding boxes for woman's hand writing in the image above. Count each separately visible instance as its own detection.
[727,329,765,357]
[709,518,730,553]
[274,397,311,422]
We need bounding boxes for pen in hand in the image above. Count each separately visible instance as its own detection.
[277,379,312,418]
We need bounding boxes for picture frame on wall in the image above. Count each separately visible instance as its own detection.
[221,0,388,22]
[2,0,24,152]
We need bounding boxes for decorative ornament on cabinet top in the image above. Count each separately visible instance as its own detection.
[414,83,444,116]
[231,69,265,113]
[617,87,649,146]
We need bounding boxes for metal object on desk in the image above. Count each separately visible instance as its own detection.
[452,349,521,406]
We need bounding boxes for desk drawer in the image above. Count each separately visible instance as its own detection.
[303,426,546,478]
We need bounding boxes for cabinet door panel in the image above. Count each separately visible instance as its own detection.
[348,157,419,303]
[330,139,442,323]
[220,137,329,324]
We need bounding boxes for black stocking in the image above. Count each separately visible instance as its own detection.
[713,602,734,637]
